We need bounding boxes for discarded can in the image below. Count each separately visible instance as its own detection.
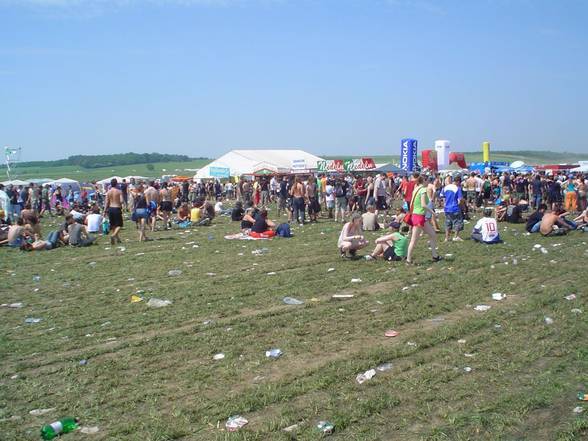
[317,421,334,435]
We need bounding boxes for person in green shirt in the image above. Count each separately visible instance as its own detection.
[365,222,408,261]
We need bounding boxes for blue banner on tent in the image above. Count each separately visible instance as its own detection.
[209,167,230,178]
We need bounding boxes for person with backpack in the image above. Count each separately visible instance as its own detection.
[334,178,348,223]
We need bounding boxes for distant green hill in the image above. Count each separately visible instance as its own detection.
[324,150,588,166]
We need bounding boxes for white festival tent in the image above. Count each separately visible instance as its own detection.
[570,161,588,173]
[48,177,81,191]
[1,179,29,186]
[96,176,123,185]
[196,149,324,179]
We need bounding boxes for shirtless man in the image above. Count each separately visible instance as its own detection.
[426,176,441,231]
[159,182,173,230]
[104,178,124,244]
[539,210,570,236]
[7,217,33,247]
[144,181,160,232]
[20,203,42,238]
[306,177,319,222]
[465,173,477,210]
[290,177,306,225]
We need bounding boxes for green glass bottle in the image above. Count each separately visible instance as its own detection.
[40,417,79,440]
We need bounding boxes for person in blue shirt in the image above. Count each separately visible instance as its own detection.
[441,175,464,242]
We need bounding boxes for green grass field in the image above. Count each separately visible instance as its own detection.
[5,160,211,182]
[1,207,587,440]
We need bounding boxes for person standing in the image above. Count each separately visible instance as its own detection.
[406,175,441,264]
[104,178,123,244]
[441,175,464,242]
[159,182,173,230]
[306,176,320,222]
[426,176,441,232]
[120,179,129,211]
[290,176,306,225]
[144,181,160,232]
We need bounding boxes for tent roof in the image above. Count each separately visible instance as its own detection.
[51,177,79,184]
[1,179,28,186]
[96,176,123,185]
[196,149,324,178]
[375,163,404,173]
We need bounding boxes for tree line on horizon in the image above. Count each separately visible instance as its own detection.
[2,153,208,169]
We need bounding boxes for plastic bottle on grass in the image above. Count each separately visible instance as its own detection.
[41,417,79,440]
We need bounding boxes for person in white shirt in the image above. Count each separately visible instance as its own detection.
[325,180,335,218]
[471,208,501,244]
[85,206,104,234]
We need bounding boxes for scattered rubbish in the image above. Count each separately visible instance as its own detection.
[147,298,172,308]
[533,244,542,249]
[573,406,584,414]
[11,374,18,380]
[571,308,582,314]
[444,253,454,261]
[384,330,399,337]
[494,324,502,330]
[283,423,301,433]
[332,294,354,299]
[225,415,248,432]
[202,320,213,325]
[29,408,55,416]
[351,278,362,283]
[25,318,42,324]
[1,302,24,308]
[540,247,548,254]
[317,421,334,435]
[206,272,216,276]
[267,272,276,275]
[544,316,554,325]
[41,417,79,440]
[464,366,473,373]
[135,252,145,256]
[356,368,376,384]
[457,339,466,344]
[251,248,269,255]
[474,305,491,311]
[130,295,143,303]
[327,267,335,272]
[376,363,393,372]
[578,392,588,401]
[79,359,88,366]
[283,297,304,305]
[492,293,506,301]
[402,286,410,291]
[565,294,577,300]
[406,341,417,347]
[213,353,225,361]
[464,353,475,358]
[32,275,41,282]
[127,278,135,282]
[168,269,182,277]
[512,258,518,265]
[265,348,283,359]
[80,426,99,434]
[88,262,96,266]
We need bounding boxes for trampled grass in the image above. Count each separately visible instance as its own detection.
[1,209,587,440]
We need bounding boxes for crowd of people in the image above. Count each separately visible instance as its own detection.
[1,170,586,260]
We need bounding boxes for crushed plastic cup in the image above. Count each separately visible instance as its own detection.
[384,330,399,337]
[80,426,99,434]
[457,339,466,344]
[491,293,506,301]
[283,297,304,305]
[213,353,225,361]
[464,366,473,373]
[24,317,42,324]
[265,348,283,359]
[573,406,584,414]
[147,298,172,308]
[317,421,334,435]
[356,368,376,384]
[376,363,393,372]
[351,278,362,283]
[474,305,491,312]
[565,294,577,300]
[327,268,335,272]
[544,316,554,325]
[168,269,183,277]
[225,415,248,432]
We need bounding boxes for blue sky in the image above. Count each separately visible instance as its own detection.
[0,0,586,161]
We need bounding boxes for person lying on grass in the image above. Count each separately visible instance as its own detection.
[338,212,368,258]
[364,222,408,261]
[540,209,571,237]
[471,208,502,244]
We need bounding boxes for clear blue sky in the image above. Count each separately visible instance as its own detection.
[0,0,586,161]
